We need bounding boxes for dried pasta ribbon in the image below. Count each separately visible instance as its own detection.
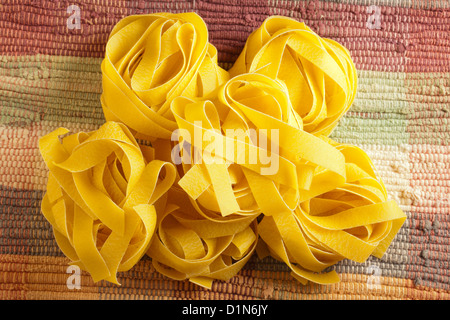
[171,73,346,220]
[101,12,229,141]
[39,121,177,284]
[147,186,258,289]
[230,15,357,136]
[38,12,407,289]
[257,141,407,284]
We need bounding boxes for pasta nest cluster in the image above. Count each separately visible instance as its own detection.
[39,12,406,288]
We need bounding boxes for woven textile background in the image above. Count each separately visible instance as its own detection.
[0,0,448,300]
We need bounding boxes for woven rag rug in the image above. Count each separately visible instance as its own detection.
[0,0,449,300]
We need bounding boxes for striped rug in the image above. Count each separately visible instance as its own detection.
[0,0,448,300]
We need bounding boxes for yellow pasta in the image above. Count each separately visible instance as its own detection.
[171,72,347,219]
[101,12,229,141]
[230,15,357,137]
[159,72,347,286]
[38,13,406,288]
[257,140,407,284]
[148,186,258,289]
[39,121,176,284]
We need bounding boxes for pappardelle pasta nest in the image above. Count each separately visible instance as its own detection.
[39,12,406,289]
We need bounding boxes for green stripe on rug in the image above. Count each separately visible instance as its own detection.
[331,69,409,146]
[0,55,104,129]
[4,55,447,148]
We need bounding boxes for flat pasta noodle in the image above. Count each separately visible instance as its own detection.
[257,142,407,284]
[171,73,346,220]
[101,12,229,141]
[147,188,258,289]
[38,13,407,288]
[229,15,357,137]
[39,121,177,284]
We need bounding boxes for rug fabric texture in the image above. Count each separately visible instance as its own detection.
[0,0,448,300]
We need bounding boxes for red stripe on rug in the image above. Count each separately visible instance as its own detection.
[1,0,448,72]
